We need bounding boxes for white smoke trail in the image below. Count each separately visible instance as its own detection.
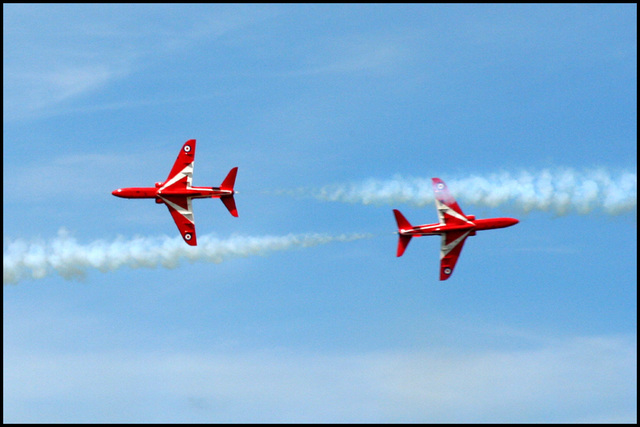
[314,168,637,215]
[3,230,373,285]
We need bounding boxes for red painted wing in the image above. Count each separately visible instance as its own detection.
[163,139,196,189]
[439,230,471,280]
[432,178,470,226]
[161,195,197,246]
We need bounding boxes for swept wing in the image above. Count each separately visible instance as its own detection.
[162,139,195,191]
[432,178,474,280]
[439,229,471,280]
[432,177,471,226]
[159,140,197,245]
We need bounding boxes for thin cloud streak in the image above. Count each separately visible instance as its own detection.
[3,4,273,121]
[3,230,372,285]
[313,168,637,216]
[3,333,636,422]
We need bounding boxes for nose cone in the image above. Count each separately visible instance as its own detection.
[491,217,519,229]
[112,189,122,197]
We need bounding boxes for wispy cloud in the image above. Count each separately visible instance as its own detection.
[3,229,372,284]
[3,333,636,422]
[293,34,410,76]
[3,65,126,120]
[3,4,271,121]
[310,168,637,216]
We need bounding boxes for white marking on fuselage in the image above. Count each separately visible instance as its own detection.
[414,224,442,234]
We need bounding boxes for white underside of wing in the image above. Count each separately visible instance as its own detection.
[435,198,471,225]
[440,230,471,259]
[160,195,195,224]
[161,162,194,191]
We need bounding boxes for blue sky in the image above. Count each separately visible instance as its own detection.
[3,4,637,422]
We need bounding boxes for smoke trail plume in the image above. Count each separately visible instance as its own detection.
[314,168,637,215]
[3,230,372,285]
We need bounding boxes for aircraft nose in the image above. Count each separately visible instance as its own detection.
[112,189,121,197]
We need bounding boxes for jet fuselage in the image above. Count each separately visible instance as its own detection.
[398,216,519,237]
[395,177,519,280]
[111,140,238,246]
[112,186,233,200]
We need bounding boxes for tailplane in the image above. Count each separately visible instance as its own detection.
[397,235,412,257]
[221,167,238,191]
[393,209,412,230]
[220,167,239,217]
[221,195,238,217]
[393,209,413,257]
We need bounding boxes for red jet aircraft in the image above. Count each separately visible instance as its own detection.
[393,178,518,280]
[112,139,238,246]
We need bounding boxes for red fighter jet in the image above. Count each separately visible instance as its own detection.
[393,178,518,280]
[112,139,238,246]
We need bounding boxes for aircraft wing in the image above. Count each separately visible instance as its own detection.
[439,229,472,280]
[162,139,196,190]
[161,195,197,246]
[432,178,471,226]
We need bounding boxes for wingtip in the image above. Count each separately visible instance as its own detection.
[183,232,197,246]
[440,266,454,281]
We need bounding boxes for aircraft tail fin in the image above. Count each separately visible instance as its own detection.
[221,167,238,191]
[220,167,239,217]
[393,209,413,257]
[221,195,238,217]
[393,209,412,230]
[397,234,412,257]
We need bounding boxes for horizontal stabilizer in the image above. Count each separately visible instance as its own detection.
[393,210,413,257]
[221,195,238,217]
[221,167,238,191]
[397,234,412,257]
[393,209,412,231]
